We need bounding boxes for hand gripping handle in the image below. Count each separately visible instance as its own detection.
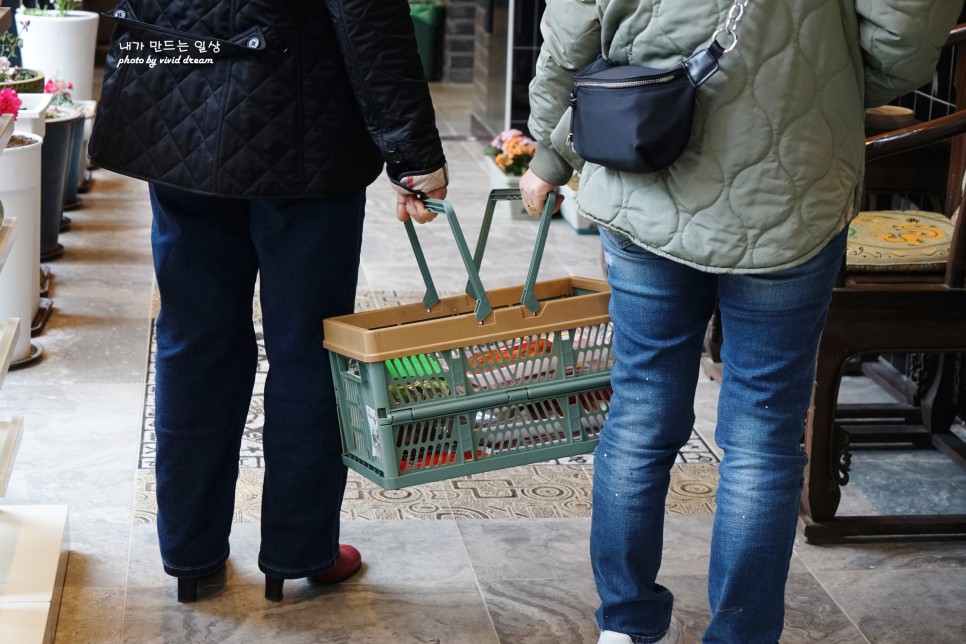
[403,199,492,323]
[469,189,557,315]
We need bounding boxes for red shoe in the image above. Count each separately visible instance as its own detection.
[309,544,362,584]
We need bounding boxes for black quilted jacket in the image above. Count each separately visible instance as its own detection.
[89,0,445,198]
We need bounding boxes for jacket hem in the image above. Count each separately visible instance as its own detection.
[580,205,853,275]
[90,160,380,201]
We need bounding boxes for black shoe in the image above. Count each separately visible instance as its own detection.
[177,577,199,603]
[265,575,284,602]
[175,565,226,603]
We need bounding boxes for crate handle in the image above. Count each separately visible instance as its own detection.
[403,199,493,323]
[469,189,556,315]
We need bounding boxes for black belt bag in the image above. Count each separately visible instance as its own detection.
[567,41,725,174]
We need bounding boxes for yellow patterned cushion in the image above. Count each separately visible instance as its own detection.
[846,210,953,271]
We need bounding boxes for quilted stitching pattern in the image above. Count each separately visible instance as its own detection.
[533,0,960,273]
[135,0,231,39]
[89,0,418,198]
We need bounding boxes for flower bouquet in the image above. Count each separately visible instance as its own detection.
[484,128,536,177]
[482,129,538,218]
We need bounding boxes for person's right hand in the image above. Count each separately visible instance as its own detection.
[520,170,563,218]
[396,187,447,223]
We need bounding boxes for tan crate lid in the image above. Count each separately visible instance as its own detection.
[324,277,610,362]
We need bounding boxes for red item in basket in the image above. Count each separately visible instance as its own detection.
[399,450,458,472]
[468,337,552,367]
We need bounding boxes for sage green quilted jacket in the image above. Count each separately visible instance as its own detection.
[528,0,961,272]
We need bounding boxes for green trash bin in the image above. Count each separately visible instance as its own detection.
[409,1,445,81]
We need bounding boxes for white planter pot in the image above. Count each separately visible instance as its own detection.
[483,157,529,219]
[559,183,598,234]
[17,10,100,101]
[0,133,43,363]
[74,99,96,141]
[12,93,53,138]
[74,99,96,191]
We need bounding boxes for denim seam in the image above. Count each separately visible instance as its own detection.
[258,552,339,579]
[162,548,229,577]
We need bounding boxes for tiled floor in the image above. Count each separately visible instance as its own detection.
[1,83,966,643]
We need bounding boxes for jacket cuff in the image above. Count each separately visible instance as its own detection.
[529,142,574,186]
[390,163,449,196]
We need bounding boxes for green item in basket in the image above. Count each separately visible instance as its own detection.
[385,352,443,379]
[385,353,451,405]
[323,192,613,489]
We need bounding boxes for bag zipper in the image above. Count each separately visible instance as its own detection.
[573,73,678,89]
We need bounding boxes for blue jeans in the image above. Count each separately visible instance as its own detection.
[149,183,366,580]
[591,227,847,643]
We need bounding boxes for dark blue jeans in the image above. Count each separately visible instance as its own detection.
[149,183,366,580]
[592,227,847,643]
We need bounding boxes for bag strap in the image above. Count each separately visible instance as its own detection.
[685,42,725,87]
[685,0,750,87]
[712,0,751,55]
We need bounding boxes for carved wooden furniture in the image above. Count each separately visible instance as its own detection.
[800,108,966,543]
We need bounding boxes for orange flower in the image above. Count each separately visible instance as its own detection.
[484,129,536,176]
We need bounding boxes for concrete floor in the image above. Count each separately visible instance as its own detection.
[0,83,964,643]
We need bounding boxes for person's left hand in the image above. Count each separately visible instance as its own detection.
[396,187,447,223]
[520,170,563,218]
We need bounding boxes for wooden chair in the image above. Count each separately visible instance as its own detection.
[699,26,966,541]
[799,107,966,543]
[705,23,966,380]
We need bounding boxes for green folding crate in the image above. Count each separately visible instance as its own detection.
[323,191,613,489]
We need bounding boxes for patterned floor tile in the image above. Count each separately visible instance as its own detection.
[138,292,720,524]
[133,461,718,523]
[666,464,719,516]
[439,464,595,519]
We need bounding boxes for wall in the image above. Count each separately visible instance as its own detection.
[443,0,475,83]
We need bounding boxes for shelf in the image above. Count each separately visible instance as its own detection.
[0,603,52,644]
[0,114,12,153]
[0,319,19,390]
[0,505,69,644]
[0,416,23,497]
[0,218,15,272]
[0,162,55,644]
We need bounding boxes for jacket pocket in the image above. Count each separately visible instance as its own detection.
[104,0,272,57]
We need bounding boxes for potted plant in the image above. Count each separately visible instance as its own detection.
[44,75,90,213]
[483,128,536,218]
[11,90,52,137]
[0,29,44,93]
[0,89,45,366]
[38,101,81,261]
[17,1,99,100]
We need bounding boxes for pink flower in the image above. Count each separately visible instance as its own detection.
[45,78,74,94]
[490,128,524,148]
[44,77,76,107]
[0,88,22,121]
